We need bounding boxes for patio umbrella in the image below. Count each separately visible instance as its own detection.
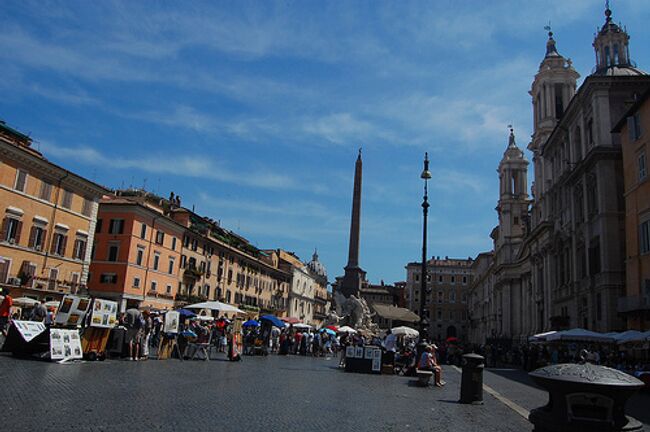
[175,308,197,318]
[337,326,357,334]
[446,336,459,343]
[320,328,336,336]
[391,326,419,337]
[184,301,244,314]
[528,330,557,342]
[243,320,261,327]
[546,328,615,343]
[281,317,301,325]
[260,315,286,328]
[293,323,312,330]
[13,297,39,307]
[326,325,339,331]
[44,300,60,308]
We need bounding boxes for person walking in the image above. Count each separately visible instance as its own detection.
[0,290,13,336]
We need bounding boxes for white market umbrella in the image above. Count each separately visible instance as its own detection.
[528,330,557,342]
[546,328,615,343]
[391,326,419,337]
[44,300,60,309]
[13,297,39,307]
[293,323,312,330]
[338,326,357,334]
[184,301,244,314]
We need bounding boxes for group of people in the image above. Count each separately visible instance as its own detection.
[0,290,56,337]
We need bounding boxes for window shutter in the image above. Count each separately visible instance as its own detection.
[51,234,58,254]
[61,235,68,256]
[80,241,86,259]
[1,217,8,241]
[29,226,36,248]
[628,116,635,141]
[14,221,23,244]
[42,229,48,250]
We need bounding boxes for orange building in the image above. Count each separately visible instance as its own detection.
[0,121,108,302]
[88,195,183,311]
[613,89,650,330]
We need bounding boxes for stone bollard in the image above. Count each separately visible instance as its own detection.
[528,363,644,432]
[459,353,484,404]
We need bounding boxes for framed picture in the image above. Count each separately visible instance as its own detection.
[346,345,355,358]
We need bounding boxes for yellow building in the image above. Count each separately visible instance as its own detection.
[613,89,650,330]
[0,121,108,302]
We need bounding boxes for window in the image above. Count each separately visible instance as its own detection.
[438,275,443,284]
[81,198,93,217]
[180,254,187,268]
[166,284,172,294]
[171,237,177,251]
[451,276,455,284]
[150,281,157,292]
[629,112,642,141]
[51,233,67,256]
[437,291,443,304]
[153,253,160,271]
[191,239,198,251]
[109,219,124,234]
[39,181,52,201]
[48,268,59,291]
[227,269,233,284]
[449,290,456,303]
[14,170,27,192]
[136,247,144,266]
[100,273,117,284]
[61,190,73,209]
[133,277,141,288]
[639,152,647,181]
[29,225,46,250]
[73,238,87,260]
[95,219,103,234]
[414,273,419,282]
[640,220,650,255]
[155,230,164,245]
[107,244,119,262]
[462,276,467,285]
[554,83,564,119]
[140,223,147,239]
[168,258,175,274]
[437,309,442,320]
[183,235,190,248]
[2,217,22,243]
[589,237,601,275]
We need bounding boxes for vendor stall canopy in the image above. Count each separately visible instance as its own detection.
[372,304,420,323]
[260,315,285,328]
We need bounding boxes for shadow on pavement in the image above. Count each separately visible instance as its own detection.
[487,367,542,390]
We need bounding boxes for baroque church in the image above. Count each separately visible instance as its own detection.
[468,5,650,344]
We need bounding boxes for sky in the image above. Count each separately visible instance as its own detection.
[2,1,650,286]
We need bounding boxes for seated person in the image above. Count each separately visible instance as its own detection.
[418,345,445,387]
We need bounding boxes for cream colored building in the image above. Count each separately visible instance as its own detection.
[0,121,107,302]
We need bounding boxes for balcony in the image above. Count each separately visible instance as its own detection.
[618,295,650,313]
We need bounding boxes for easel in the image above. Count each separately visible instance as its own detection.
[81,327,111,360]
[157,333,183,361]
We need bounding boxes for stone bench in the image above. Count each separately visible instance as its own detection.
[416,369,433,386]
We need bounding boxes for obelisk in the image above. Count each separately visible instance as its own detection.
[340,149,366,298]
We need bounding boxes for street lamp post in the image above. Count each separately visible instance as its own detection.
[419,152,432,341]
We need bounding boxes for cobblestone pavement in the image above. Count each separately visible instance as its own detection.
[482,367,650,427]
[1,352,532,432]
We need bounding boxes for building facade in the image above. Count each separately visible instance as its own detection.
[307,250,329,327]
[469,6,650,343]
[0,121,107,302]
[88,195,183,311]
[276,249,316,324]
[405,257,473,341]
[613,89,650,330]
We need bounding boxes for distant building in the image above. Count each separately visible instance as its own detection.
[612,88,650,330]
[306,250,329,327]
[405,257,473,341]
[0,121,107,302]
[275,249,317,324]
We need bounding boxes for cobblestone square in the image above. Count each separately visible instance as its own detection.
[0,353,536,432]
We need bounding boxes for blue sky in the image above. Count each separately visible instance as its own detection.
[2,1,650,285]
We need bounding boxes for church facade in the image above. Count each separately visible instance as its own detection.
[469,6,650,344]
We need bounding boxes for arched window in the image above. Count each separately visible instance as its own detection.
[604,46,611,66]
[613,44,620,64]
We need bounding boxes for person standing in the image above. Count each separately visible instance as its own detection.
[124,307,144,361]
[0,290,13,336]
[140,311,152,360]
[383,329,397,368]
[29,301,48,323]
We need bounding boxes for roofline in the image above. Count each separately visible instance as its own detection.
[612,87,650,132]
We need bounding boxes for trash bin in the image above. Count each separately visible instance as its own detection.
[459,353,484,404]
[528,363,644,432]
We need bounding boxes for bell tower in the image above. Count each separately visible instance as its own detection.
[528,28,579,225]
[496,127,529,261]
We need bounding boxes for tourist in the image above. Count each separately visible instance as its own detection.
[124,307,144,361]
[29,301,48,323]
[0,290,12,336]
[294,330,303,355]
[383,330,397,367]
[141,311,152,360]
[419,345,444,387]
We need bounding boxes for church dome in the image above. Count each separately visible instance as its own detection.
[307,250,327,280]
